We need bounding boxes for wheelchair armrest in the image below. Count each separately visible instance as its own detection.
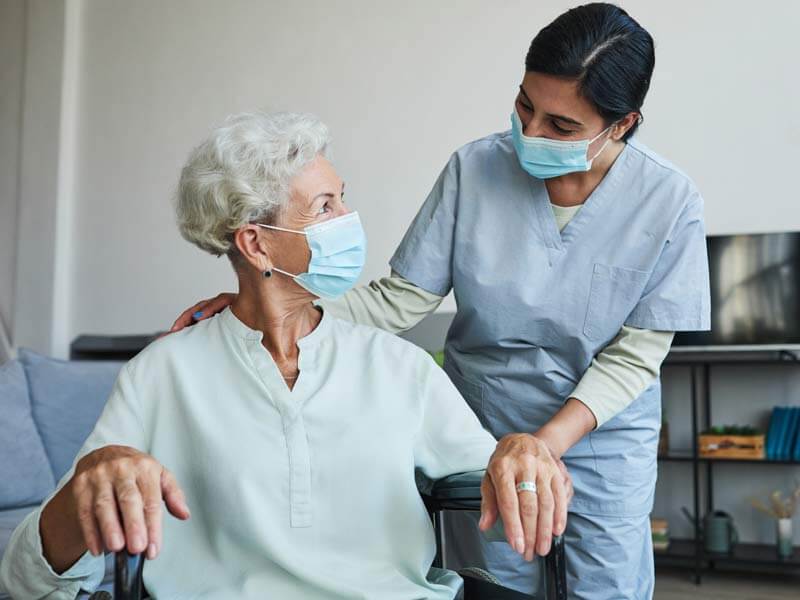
[425,469,486,510]
[424,470,567,600]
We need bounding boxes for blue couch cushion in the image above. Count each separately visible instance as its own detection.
[18,349,124,482]
[0,361,55,509]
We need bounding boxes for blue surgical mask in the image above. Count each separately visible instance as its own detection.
[257,211,366,299]
[510,109,613,179]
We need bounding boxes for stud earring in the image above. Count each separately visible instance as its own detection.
[263,269,272,278]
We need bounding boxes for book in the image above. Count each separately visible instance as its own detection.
[766,407,784,460]
[784,407,800,461]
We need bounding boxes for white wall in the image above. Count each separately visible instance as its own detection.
[58,0,800,341]
[0,0,26,359]
[8,0,800,545]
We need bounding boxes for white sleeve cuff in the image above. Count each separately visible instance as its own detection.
[0,506,105,599]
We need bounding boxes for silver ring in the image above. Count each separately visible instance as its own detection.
[516,481,537,494]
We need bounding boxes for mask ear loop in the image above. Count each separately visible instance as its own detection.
[256,223,308,236]
[254,223,305,279]
[587,124,615,163]
[272,267,299,279]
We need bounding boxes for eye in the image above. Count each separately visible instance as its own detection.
[516,98,533,113]
[551,120,575,135]
[317,203,330,215]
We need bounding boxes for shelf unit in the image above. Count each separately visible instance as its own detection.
[657,347,800,583]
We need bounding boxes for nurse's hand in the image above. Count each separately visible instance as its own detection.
[166,292,237,334]
[479,434,571,561]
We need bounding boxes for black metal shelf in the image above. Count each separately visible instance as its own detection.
[658,451,800,466]
[655,538,800,570]
[656,346,800,584]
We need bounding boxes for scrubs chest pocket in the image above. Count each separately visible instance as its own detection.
[583,263,651,342]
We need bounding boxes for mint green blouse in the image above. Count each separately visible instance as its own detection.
[1,308,496,599]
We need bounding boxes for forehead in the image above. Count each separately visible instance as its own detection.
[291,155,342,198]
[521,72,600,122]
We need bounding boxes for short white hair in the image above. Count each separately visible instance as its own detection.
[176,111,331,256]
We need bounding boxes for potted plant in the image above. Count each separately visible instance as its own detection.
[750,483,800,558]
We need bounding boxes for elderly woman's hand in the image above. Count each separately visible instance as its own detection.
[167,292,237,334]
[40,445,190,572]
[478,434,572,561]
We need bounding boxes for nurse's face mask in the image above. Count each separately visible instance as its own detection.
[256,211,366,299]
[510,108,613,180]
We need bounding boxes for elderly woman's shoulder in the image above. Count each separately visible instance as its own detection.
[329,317,436,369]
[127,316,220,375]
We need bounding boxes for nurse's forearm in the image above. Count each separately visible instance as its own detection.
[532,398,597,459]
[570,327,675,428]
[319,270,443,333]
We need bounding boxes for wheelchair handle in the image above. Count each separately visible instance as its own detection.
[114,550,145,599]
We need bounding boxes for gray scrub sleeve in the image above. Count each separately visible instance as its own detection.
[389,154,460,296]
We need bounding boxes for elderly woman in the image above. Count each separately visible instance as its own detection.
[0,112,569,600]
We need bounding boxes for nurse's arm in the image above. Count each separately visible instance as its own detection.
[168,271,442,333]
[320,270,443,331]
[532,327,674,456]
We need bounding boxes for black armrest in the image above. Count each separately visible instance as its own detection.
[425,470,567,600]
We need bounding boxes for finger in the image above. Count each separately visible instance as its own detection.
[93,482,126,553]
[75,486,104,556]
[551,469,568,537]
[491,469,524,555]
[138,472,164,560]
[479,474,498,531]
[114,478,148,555]
[170,301,210,332]
[204,293,234,318]
[563,467,575,503]
[517,478,539,561]
[534,476,555,558]
[161,469,190,519]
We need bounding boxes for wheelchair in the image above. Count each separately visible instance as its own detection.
[89,471,566,600]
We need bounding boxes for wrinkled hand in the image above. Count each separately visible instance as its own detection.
[69,445,190,559]
[479,433,572,561]
[163,292,237,336]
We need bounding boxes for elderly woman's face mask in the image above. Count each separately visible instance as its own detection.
[257,212,366,299]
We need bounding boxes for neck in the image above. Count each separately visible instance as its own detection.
[545,139,625,207]
[230,274,321,363]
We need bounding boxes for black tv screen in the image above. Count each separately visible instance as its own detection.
[673,232,800,347]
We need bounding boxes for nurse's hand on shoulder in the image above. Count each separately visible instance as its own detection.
[479,434,573,561]
[164,293,237,336]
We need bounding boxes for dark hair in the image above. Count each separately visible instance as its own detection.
[525,3,654,140]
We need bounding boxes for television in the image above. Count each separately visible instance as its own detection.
[673,231,800,349]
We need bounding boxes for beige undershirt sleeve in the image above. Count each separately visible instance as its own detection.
[571,326,675,428]
[319,270,443,333]
[322,202,674,428]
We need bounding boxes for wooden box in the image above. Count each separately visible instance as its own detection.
[698,434,765,459]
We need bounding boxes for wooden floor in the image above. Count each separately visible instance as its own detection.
[655,568,800,599]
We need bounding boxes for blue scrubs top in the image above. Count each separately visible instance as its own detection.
[390,131,711,517]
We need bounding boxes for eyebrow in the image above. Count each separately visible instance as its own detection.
[312,182,345,202]
[518,85,584,127]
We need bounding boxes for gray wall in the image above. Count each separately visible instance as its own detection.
[0,0,26,350]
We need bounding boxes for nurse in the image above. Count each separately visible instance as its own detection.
[170,4,710,598]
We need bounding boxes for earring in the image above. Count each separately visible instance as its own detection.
[263,269,272,278]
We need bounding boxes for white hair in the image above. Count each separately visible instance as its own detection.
[176,111,331,256]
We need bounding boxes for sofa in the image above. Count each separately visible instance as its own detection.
[0,349,124,599]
